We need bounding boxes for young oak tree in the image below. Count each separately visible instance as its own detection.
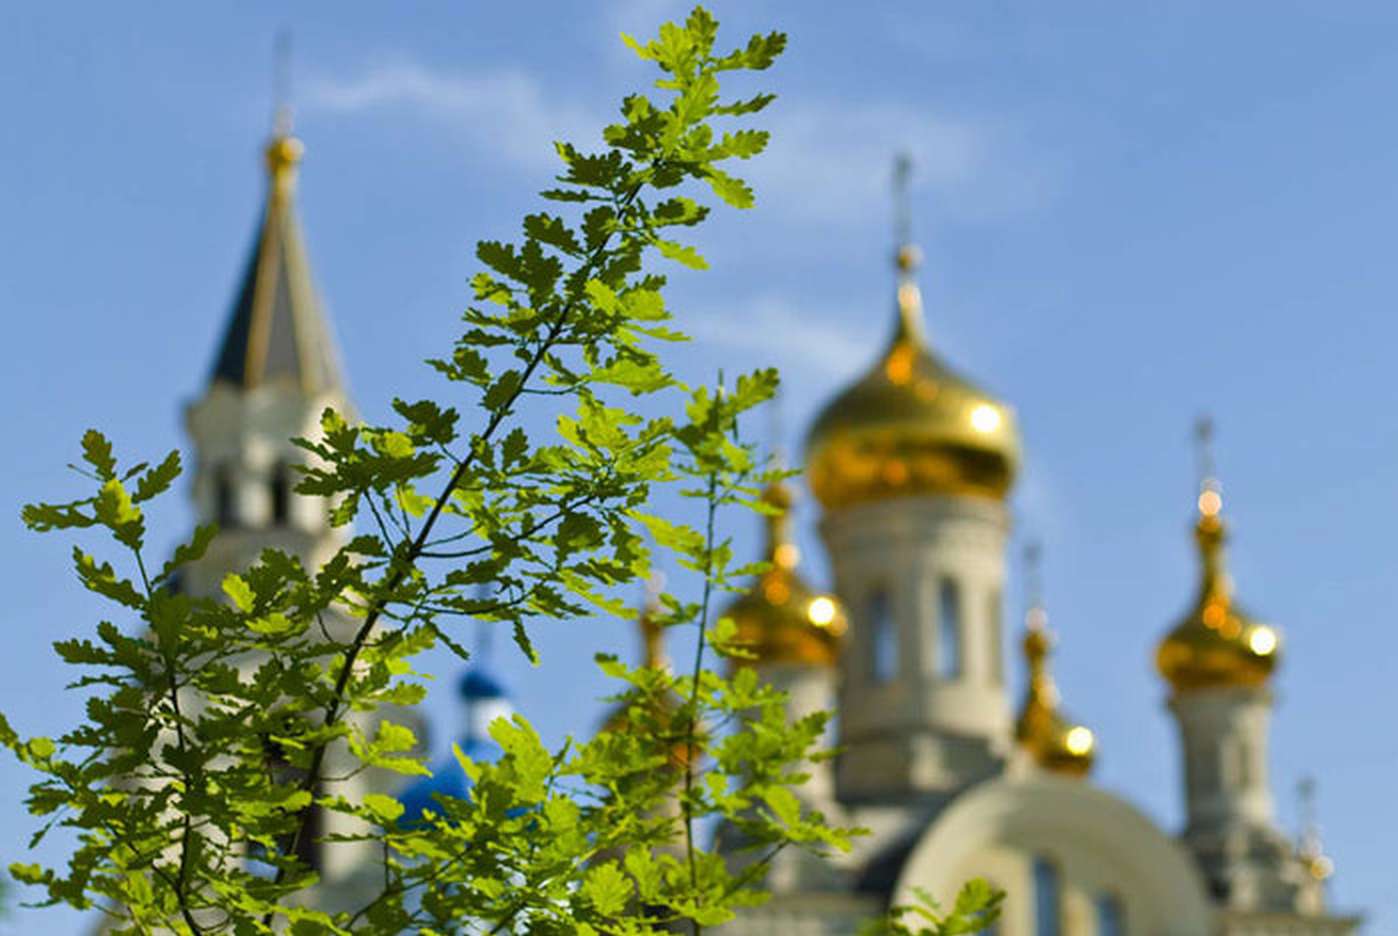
[4,8,1000,935]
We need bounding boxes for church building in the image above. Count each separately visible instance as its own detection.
[175,114,1361,935]
[715,171,1361,934]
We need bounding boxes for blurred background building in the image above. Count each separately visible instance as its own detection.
[176,111,1365,934]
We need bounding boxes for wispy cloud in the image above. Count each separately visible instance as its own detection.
[684,294,880,382]
[305,58,1045,224]
[304,62,600,168]
[752,103,979,223]
[752,100,1051,225]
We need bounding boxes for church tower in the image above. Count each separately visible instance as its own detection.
[182,116,351,600]
[1156,421,1354,929]
[804,158,1020,804]
[178,114,382,889]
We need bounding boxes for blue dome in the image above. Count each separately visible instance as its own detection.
[397,736,504,828]
[457,667,507,701]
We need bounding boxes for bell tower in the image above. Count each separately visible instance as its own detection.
[181,111,352,600]
[178,97,380,889]
[1156,420,1337,920]
[804,157,1021,805]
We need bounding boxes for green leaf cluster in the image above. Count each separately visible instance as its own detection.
[2,7,993,935]
[860,881,1005,936]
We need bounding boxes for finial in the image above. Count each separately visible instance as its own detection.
[1195,415,1222,517]
[1023,540,1046,630]
[265,31,304,185]
[892,152,923,276]
[889,153,926,345]
[272,30,294,137]
[768,389,786,471]
[1296,776,1335,881]
[893,152,913,254]
[1020,540,1054,696]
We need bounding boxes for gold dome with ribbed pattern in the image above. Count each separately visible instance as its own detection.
[805,247,1019,510]
[1156,487,1280,694]
[1015,606,1095,777]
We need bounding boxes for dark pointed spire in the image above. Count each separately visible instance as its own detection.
[209,40,344,395]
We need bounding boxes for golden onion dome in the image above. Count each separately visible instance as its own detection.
[1156,481,1280,694]
[805,245,1020,510]
[723,482,845,668]
[1014,604,1095,777]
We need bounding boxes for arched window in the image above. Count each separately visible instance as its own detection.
[1033,855,1062,936]
[937,577,962,679]
[1096,892,1125,936]
[270,460,292,526]
[215,464,237,528]
[869,588,897,683]
[987,587,1003,684]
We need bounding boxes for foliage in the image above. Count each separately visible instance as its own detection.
[0,7,882,935]
[3,7,1005,935]
[860,882,1003,936]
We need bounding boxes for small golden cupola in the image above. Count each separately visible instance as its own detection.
[1014,545,1095,777]
[805,156,1019,511]
[723,481,846,668]
[1156,420,1280,694]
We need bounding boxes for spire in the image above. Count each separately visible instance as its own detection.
[1014,542,1095,777]
[891,153,926,347]
[209,39,344,396]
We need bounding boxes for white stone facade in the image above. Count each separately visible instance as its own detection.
[821,494,1011,803]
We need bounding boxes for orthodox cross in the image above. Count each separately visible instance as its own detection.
[893,152,914,249]
[1195,415,1219,494]
[1023,540,1046,625]
[273,31,294,135]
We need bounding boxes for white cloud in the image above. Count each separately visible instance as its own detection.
[304,62,601,169]
[750,102,979,222]
[601,0,694,61]
[305,58,1046,224]
[684,294,880,382]
[749,99,1050,225]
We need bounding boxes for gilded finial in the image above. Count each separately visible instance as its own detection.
[1020,542,1055,701]
[891,153,926,345]
[763,393,800,570]
[1195,415,1222,519]
[265,31,303,187]
[893,153,913,250]
[1296,776,1335,881]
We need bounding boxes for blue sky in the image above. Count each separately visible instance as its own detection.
[2,2,1395,932]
